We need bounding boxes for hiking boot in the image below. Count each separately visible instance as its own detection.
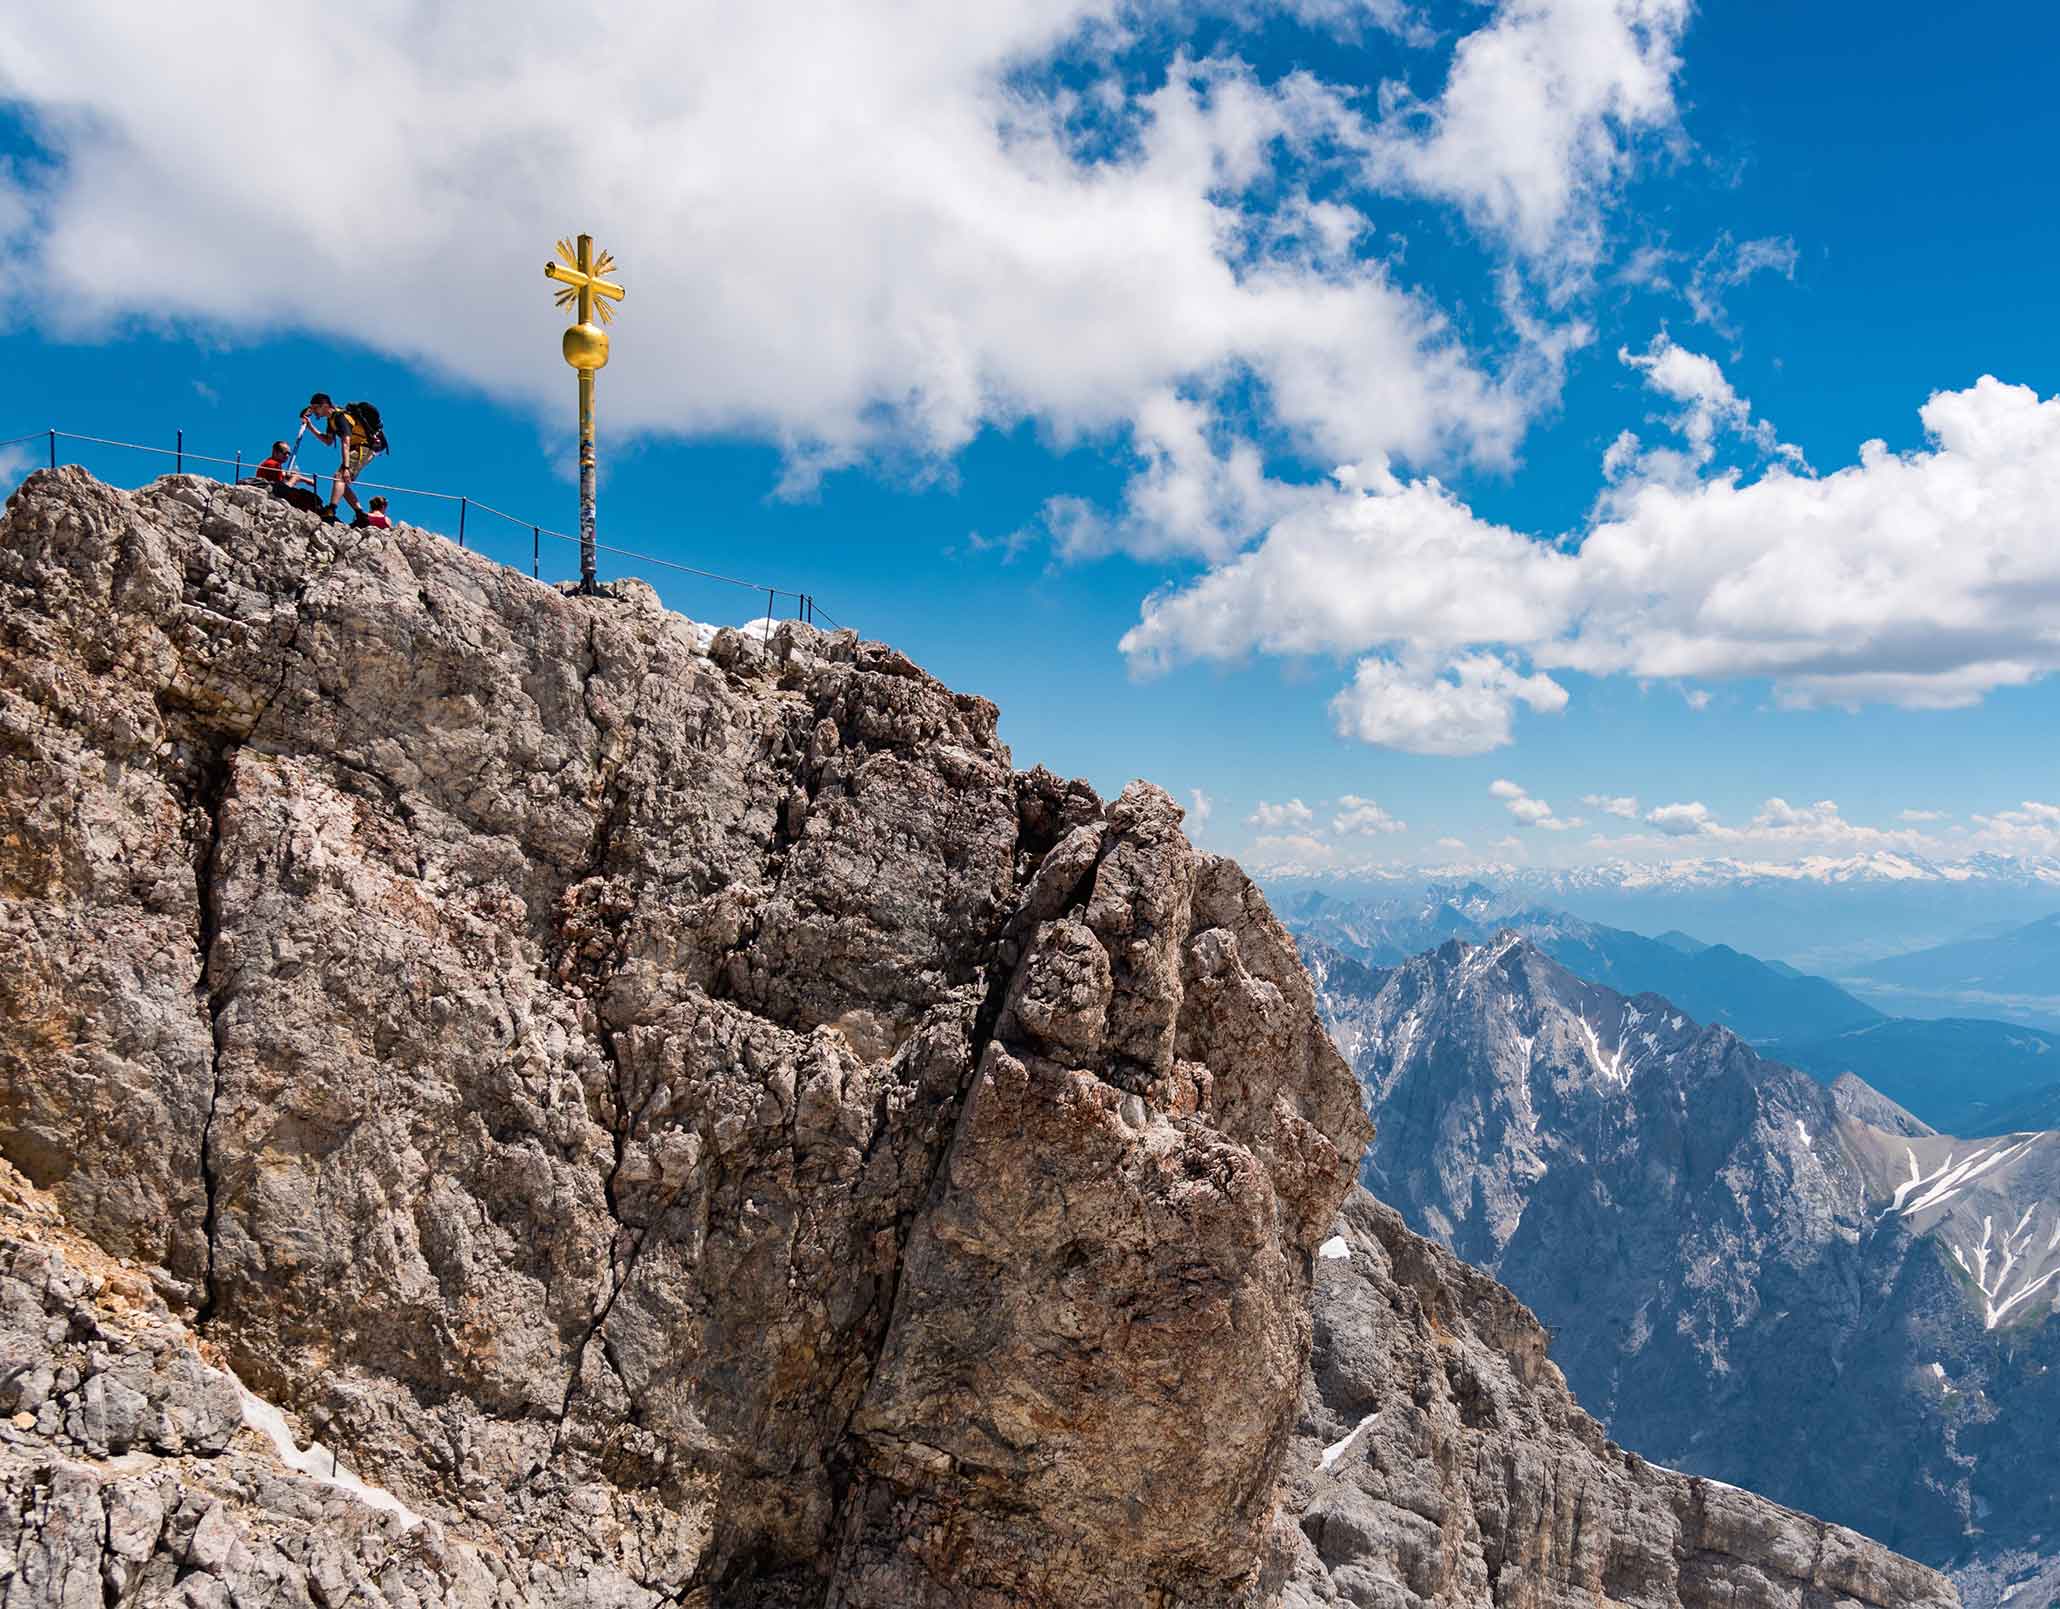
[350,509,371,530]
[322,503,340,523]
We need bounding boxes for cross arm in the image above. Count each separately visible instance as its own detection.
[545,262,626,302]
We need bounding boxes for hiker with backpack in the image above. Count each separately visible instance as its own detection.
[301,393,388,527]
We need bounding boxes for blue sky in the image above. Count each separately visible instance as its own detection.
[3,1,2057,876]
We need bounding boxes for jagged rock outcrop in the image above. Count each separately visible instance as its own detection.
[1269,1189,1961,1609]
[0,468,1956,1607]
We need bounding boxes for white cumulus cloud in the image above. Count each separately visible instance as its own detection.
[1614,795,1946,856]
[0,0,1691,561]
[1247,797,1316,830]
[1329,652,1568,755]
[1362,0,1691,279]
[1122,361,2060,744]
[1644,800,1729,838]
[1333,794,1407,834]
[1582,793,1640,818]
[1971,800,2060,855]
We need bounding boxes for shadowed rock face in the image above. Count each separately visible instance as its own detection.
[0,468,1951,1607]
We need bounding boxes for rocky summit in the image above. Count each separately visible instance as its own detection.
[0,467,1955,1607]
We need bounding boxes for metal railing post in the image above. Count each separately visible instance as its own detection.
[176,430,183,474]
[234,450,242,483]
[765,587,775,641]
[458,497,468,549]
[47,430,55,470]
[533,526,540,579]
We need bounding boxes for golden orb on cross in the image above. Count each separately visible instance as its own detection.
[562,321,610,371]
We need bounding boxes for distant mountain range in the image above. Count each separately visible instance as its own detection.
[1851,912,2060,1027]
[1271,851,2060,896]
[1286,887,2060,1133]
[1505,904,1884,1045]
[1266,856,2060,977]
[1307,933,2060,1602]
[1782,1019,2060,1136]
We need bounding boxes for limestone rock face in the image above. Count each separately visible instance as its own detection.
[0,469,1366,1606]
[0,469,1954,1608]
[1271,1190,1961,1609]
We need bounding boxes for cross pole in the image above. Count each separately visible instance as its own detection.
[544,234,625,593]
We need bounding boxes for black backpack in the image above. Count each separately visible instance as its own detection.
[346,401,389,455]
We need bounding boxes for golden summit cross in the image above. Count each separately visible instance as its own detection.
[545,235,624,327]
[544,234,626,593]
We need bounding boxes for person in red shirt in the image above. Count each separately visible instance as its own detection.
[251,441,325,514]
[365,496,392,530]
[253,441,296,486]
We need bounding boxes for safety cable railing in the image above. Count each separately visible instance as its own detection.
[2,427,842,632]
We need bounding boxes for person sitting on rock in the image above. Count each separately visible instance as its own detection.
[365,495,392,530]
[250,440,326,514]
[252,440,296,487]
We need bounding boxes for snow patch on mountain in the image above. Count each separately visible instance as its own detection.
[1893,1137,2043,1218]
[1317,1411,1379,1473]
[238,1384,422,1528]
[1953,1205,2060,1329]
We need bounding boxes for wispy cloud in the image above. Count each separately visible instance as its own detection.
[1686,232,1799,333]
[1492,778,1582,831]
